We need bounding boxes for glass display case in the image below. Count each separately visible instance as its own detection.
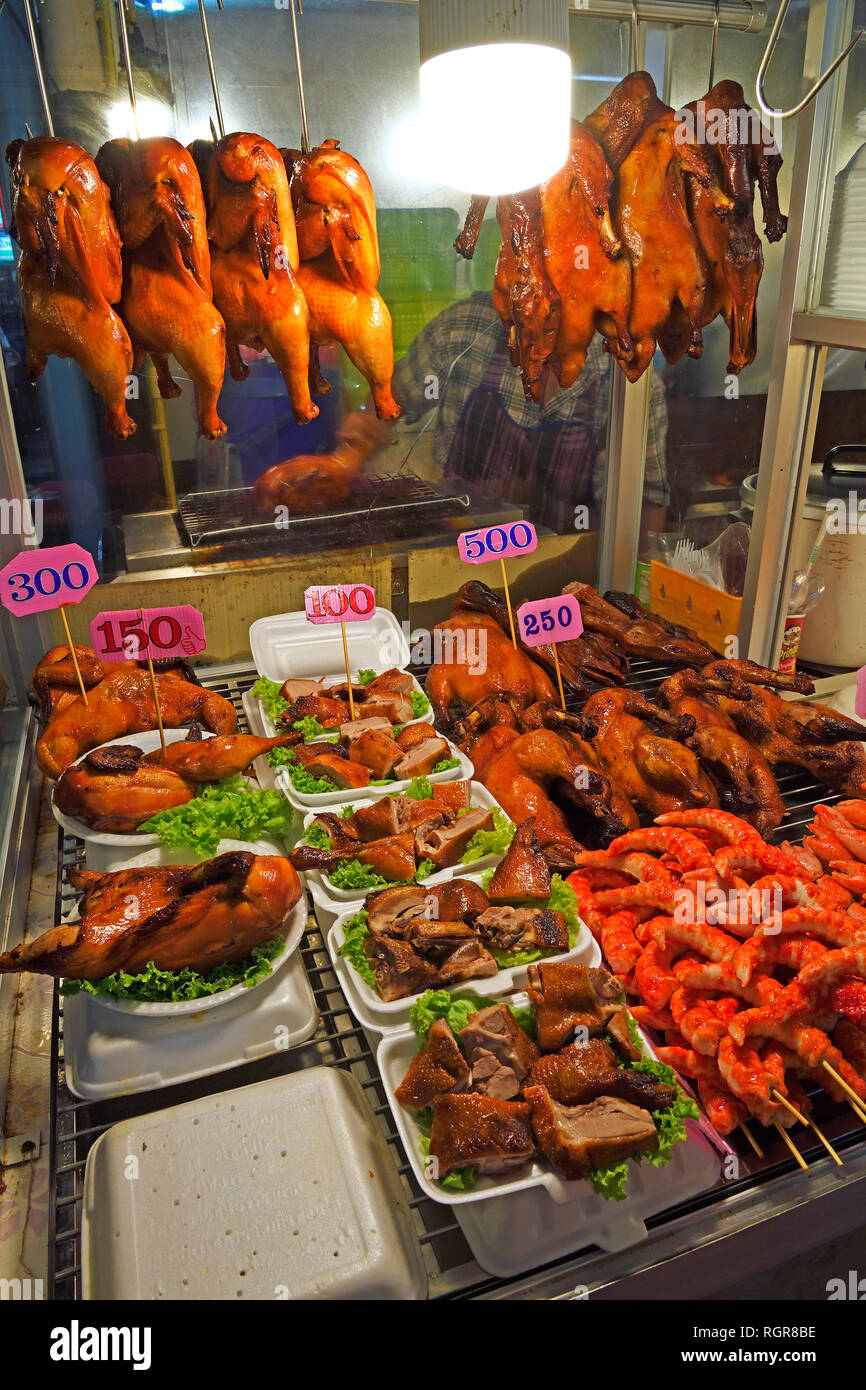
[1,0,866,1306]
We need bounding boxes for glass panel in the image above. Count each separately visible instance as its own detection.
[631,0,809,653]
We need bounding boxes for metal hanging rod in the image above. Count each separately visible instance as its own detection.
[198,0,225,140]
[288,0,310,154]
[756,0,862,120]
[115,0,140,140]
[23,0,54,136]
[708,0,720,87]
[375,0,766,29]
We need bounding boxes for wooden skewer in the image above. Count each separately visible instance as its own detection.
[772,1090,843,1167]
[774,1123,809,1171]
[739,1121,764,1157]
[499,557,517,649]
[340,620,355,721]
[147,657,167,758]
[551,643,566,713]
[822,1061,866,1123]
[59,606,89,706]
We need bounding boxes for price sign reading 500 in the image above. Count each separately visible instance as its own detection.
[457,522,538,565]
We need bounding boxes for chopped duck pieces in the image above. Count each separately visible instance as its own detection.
[460,1005,540,1099]
[437,940,499,983]
[606,1009,644,1063]
[526,1039,676,1110]
[527,961,626,1051]
[486,817,552,902]
[429,1093,535,1176]
[415,806,495,868]
[524,1087,658,1179]
[394,1019,470,1108]
[305,752,372,789]
[349,729,404,778]
[364,935,442,1001]
[476,906,569,954]
[395,736,450,779]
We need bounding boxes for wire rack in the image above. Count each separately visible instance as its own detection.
[176,474,470,552]
[48,662,866,1300]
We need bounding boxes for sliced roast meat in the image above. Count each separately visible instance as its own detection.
[339,716,393,744]
[365,668,415,697]
[460,1005,540,1100]
[396,722,438,751]
[430,878,490,924]
[607,1010,644,1064]
[486,817,552,902]
[308,813,359,849]
[429,1093,535,1176]
[305,752,371,789]
[349,729,404,778]
[437,939,499,984]
[394,1018,470,1108]
[527,961,625,1051]
[83,744,145,773]
[352,797,407,841]
[525,1087,658,1179]
[395,736,451,780]
[406,919,477,958]
[416,807,495,868]
[362,694,415,724]
[475,905,569,954]
[279,678,323,702]
[363,934,442,1001]
[526,1041,676,1110]
[282,694,348,729]
[365,883,429,935]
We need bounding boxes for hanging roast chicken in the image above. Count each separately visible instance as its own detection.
[5,136,135,438]
[285,139,400,420]
[196,132,318,424]
[95,136,228,439]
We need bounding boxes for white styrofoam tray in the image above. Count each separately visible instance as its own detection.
[276,743,473,812]
[250,606,409,681]
[81,1067,428,1299]
[378,994,722,1230]
[51,729,218,872]
[64,949,317,1101]
[296,782,509,905]
[253,670,432,744]
[327,871,600,1033]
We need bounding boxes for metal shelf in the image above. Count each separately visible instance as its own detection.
[47,662,866,1300]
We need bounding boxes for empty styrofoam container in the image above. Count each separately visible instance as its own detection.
[82,1067,428,1300]
[249,607,409,681]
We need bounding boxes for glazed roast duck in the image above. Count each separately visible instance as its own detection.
[0,851,302,982]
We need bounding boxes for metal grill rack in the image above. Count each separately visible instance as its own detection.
[48,662,866,1300]
[176,474,470,552]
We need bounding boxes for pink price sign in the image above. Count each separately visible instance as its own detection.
[516,594,583,648]
[0,544,97,617]
[305,584,376,625]
[90,606,207,663]
[857,666,866,720]
[457,521,538,565]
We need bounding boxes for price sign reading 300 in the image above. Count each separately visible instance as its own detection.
[0,544,98,616]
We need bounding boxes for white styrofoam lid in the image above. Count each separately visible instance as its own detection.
[249,608,409,681]
[82,1068,427,1300]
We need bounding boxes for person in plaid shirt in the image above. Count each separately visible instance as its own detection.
[341,291,670,536]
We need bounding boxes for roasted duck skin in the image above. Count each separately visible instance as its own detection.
[429,1092,535,1176]
[459,1004,540,1099]
[36,665,238,779]
[493,188,561,404]
[202,133,317,423]
[486,817,552,901]
[286,138,381,292]
[297,255,399,421]
[583,688,718,817]
[95,136,227,439]
[526,1037,675,1110]
[394,1018,470,1108]
[54,759,194,833]
[140,732,299,781]
[527,960,626,1052]
[6,136,135,438]
[525,1087,658,1179]
[0,852,301,980]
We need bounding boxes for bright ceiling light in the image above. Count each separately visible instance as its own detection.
[108,98,172,141]
[419,0,571,195]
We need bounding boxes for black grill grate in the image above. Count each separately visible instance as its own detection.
[176,474,470,552]
[47,663,866,1300]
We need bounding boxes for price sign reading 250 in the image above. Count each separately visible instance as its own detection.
[457,522,538,565]
[517,594,584,647]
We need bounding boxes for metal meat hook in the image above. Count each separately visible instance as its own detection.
[756,0,863,120]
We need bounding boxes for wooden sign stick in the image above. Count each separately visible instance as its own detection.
[341,621,355,721]
[500,558,517,649]
[59,605,89,706]
[147,656,167,757]
[551,643,566,713]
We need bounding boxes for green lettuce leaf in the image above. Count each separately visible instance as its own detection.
[62,935,285,1003]
[460,808,515,864]
[432,756,460,774]
[328,858,393,890]
[409,988,534,1045]
[252,676,289,723]
[409,690,430,719]
[357,669,376,685]
[139,777,293,857]
[336,908,377,989]
[305,821,332,850]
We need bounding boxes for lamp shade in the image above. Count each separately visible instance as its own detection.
[419,0,571,195]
